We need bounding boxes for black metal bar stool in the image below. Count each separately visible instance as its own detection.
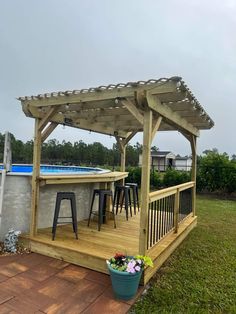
[88,189,116,231]
[125,183,140,214]
[114,185,132,220]
[52,192,78,241]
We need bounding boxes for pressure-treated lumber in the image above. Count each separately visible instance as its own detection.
[151,116,162,142]
[20,209,197,285]
[190,135,197,216]
[146,92,200,137]
[121,99,144,124]
[39,172,128,186]
[38,107,59,132]
[41,122,58,142]
[30,118,41,237]
[139,110,152,255]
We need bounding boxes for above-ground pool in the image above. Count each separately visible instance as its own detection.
[0,164,110,175]
[0,164,112,240]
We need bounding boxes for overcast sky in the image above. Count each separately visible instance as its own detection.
[0,0,235,157]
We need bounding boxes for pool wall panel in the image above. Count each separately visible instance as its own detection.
[0,173,98,240]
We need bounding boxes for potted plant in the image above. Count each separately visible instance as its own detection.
[106,253,153,300]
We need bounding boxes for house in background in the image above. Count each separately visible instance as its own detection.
[139,151,192,171]
[151,151,175,171]
[175,155,192,171]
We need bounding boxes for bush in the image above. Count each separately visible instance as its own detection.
[126,167,162,188]
[150,170,162,189]
[197,152,236,193]
[162,169,190,187]
[126,167,142,186]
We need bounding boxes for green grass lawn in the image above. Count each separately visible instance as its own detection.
[131,196,236,314]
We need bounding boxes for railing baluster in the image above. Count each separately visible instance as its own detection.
[147,181,194,249]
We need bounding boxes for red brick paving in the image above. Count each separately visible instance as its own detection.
[0,253,143,313]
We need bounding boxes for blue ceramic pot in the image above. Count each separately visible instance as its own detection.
[107,263,142,300]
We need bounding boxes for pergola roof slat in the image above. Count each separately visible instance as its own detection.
[18,76,214,138]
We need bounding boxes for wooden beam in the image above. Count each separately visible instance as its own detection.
[145,92,200,137]
[122,131,138,146]
[38,107,59,132]
[151,116,162,143]
[120,99,144,125]
[139,109,152,255]
[41,122,58,142]
[21,80,178,108]
[30,118,42,237]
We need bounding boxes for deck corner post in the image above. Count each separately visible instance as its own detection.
[30,118,42,238]
[139,109,152,255]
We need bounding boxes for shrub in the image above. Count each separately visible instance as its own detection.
[162,169,190,187]
[197,152,236,193]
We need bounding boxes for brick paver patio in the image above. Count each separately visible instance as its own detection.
[0,253,144,313]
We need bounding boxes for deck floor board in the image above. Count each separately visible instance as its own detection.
[20,211,197,283]
[23,211,140,260]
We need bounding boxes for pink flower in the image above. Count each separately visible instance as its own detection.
[135,265,141,272]
[127,260,136,273]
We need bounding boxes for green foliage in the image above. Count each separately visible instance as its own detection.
[197,151,236,193]
[1,132,236,194]
[126,167,142,185]
[131,196,236,313]
[150,170,162,189]
[0,132,142,167]
[135,255,153,268]
[162,169,190,187]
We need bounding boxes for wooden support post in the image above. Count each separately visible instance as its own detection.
[174,188,180,233]
[190,135,197,216]
[120,146,126,173]
[30,118,42,237]
[115,135,126,184]
[139,109,152,255]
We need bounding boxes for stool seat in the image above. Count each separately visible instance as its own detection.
[88,189,116,231]
[125,183,140,214]
[114,185,132,220]
[52,192,78,241]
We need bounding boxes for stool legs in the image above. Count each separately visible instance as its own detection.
[52,196,61,241]
[88,190,116,231]
[136,185,140,212]
[114,186,132,220]
[88,191,96,227]
[125,183,140,214]
[71,196,78,239]
[52,192,78,241]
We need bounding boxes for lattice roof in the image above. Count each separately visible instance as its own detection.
[18,76,214,139]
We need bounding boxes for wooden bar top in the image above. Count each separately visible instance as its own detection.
[39,171,128,185]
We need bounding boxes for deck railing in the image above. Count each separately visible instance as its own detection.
[147,181,194,249]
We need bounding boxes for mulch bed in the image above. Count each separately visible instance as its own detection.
[0,242,30,256]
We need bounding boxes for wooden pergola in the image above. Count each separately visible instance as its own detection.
[18,76,214,281]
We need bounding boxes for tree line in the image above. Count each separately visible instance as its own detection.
[0,132,142,167]
[1,132,236,193]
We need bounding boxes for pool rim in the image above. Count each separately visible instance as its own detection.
[0,163,111,176]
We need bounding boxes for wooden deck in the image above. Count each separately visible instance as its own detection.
[21,212,140,273]
[20,211,197,284]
